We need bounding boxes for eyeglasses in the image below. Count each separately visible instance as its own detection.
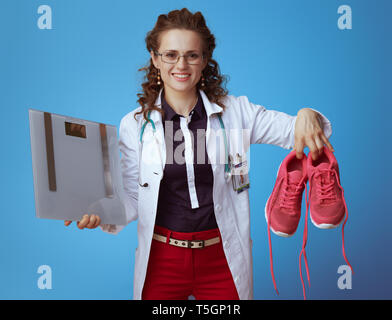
[155,50,204,65]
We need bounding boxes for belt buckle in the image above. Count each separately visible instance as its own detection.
[188,239,205,249]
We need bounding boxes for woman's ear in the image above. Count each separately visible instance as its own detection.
[150,50,159,69]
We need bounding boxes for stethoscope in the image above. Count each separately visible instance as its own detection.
[138,111,231,187]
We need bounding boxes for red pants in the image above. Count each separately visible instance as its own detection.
[142,225,239,300]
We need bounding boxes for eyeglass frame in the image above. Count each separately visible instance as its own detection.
[154,50,205,65]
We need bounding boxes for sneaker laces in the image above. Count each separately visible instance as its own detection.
[266,176,305,296]
[314,169,336,203]
[299,183,310,300]
[299,168,353,300]
[280,181,304,213]
[266,177,283,296]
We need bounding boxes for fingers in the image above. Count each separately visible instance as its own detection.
[294,135,322,160]
[65,215,101,229]
[86,215,96,229]
[86,215,101,229]
[64,220,72,227]
[321,134,335,153]
[75,214,101,230]
[294,139,305,159]
[77,214,89,229]
[294,108,334,160]
[298,133,334,161]
[306,138,319,161]
[94,215,101,228]
[312,135,324,160]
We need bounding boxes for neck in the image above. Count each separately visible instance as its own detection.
[163,86,198,117]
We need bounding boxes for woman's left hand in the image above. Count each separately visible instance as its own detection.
[293,108,334,160]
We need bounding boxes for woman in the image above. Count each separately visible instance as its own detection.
[65,8,333,300]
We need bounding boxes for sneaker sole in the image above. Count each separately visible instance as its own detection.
[309,209,345,229]
[264,197,293,237]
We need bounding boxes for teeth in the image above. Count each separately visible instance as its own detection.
[173,74,190,78]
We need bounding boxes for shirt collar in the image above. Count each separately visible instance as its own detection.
[161,90,205,121]
[150,89,223,125]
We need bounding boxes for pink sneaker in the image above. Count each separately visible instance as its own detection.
[307,146,345,229]
[265,150,308,294]
[298,146,353,299]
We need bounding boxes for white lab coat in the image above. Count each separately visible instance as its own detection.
[101,89,332,300]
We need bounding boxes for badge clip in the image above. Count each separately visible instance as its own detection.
[231,153,250,194]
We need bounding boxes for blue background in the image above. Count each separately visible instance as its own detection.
[1,0,391,299]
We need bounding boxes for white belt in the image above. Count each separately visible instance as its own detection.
[153,233,220,249]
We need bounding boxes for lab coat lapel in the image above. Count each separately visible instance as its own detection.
[199,90,224,171]
[139,89,166,178]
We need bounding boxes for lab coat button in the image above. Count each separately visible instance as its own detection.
[215,204,221,212]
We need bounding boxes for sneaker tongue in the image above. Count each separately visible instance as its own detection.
[315,162,333,183]
[287,170,302,185]
[315,161,330,171]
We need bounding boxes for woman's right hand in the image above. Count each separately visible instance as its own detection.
[64,214,101,230]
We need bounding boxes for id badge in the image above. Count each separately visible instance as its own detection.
[231,153,250,193]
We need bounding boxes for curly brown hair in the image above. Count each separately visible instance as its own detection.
[134,8,229,122]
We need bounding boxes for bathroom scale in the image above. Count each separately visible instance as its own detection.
[28,109,127,225]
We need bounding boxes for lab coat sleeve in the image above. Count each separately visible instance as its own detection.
[237,96,332,149]
[100,112,139,235]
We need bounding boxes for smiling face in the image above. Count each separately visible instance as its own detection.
[151,29,207,97]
